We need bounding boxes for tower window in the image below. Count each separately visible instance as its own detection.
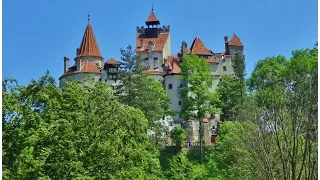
[223,66,227,71]
[154,57,158,60]
[178,101,181,105]
[168,84,173,89]
[144,58,148,61]
[180,84,183,88]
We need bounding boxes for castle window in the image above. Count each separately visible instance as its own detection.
[168,84,173,89]
[99,78,101,81]
[108,68,117,73]
[180,84,183,88]
[144,58,148,61]
[178,101,181,105]
[179,113,182,118]
[154,57,158,60]
[223,66,227,71]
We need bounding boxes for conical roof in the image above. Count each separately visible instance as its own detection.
[145,10,160,26]
[77,23,102,57]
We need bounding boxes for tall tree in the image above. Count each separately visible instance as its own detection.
[243,47,318,179]
[231,52,246,105]
[216,75,243,120]
[114,45,172,145]
[179,54,221,163]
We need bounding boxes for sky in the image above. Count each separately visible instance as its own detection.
[3,0,318,86]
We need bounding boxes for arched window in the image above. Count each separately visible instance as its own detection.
[168,84,173,89]
[223,66,227,71]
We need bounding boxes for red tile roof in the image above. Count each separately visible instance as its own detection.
[136,33,169,52]
[207,57,219,64]
[105,58,120,65]
[228,33,243,47]
[77,23,102,57]
[167,55,179,63]
[190,37,214,55]
[146,11,159,23]
[163,57,181,76]
[60,60,101,79]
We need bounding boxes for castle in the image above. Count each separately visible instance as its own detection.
[59,10,244,144]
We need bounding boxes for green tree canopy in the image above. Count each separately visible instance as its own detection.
[2,74,163,179]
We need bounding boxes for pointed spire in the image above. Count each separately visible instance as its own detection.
[228,33,243,46]
[190,37,213,55]
[88,13,90,24]
[146,8,160,26]
[77,22,102,57]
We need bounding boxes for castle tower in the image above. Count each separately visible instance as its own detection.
[59,18,103,86]
[136,9,171,78]
[225,33,244,56]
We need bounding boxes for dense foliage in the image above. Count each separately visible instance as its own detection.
[2,75,163,179]
[114,45,172,145]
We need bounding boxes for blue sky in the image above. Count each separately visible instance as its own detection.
[3,0,318,85]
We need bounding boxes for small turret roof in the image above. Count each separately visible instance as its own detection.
[145,10,160,25]
[228,33,243,47]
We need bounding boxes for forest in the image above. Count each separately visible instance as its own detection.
[2,45,318,179]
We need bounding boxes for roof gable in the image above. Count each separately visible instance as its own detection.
[105,58,120,65]
[190,37,214,55]
[228,33,243,47]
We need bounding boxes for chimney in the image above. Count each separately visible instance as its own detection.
[148,40,154,69]
[76,58,82,71]
[181,41,187,57]
[63,56,70,72]
[224,36,229,54]
[140,39,144,50]
[148,40,153,51]
[76,48,80,56]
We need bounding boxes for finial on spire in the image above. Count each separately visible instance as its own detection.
[152,2,153,11]
[88,13,90,24]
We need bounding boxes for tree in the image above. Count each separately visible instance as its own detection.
[2,74,164,179]
[114,45,172,145]
[179,54,221,164]
[216,75,243,120]
[231,52,246,83]
[204,121,255,180]
[170,127,187,147]
[243,47,318,179]
[165,151,205,180]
